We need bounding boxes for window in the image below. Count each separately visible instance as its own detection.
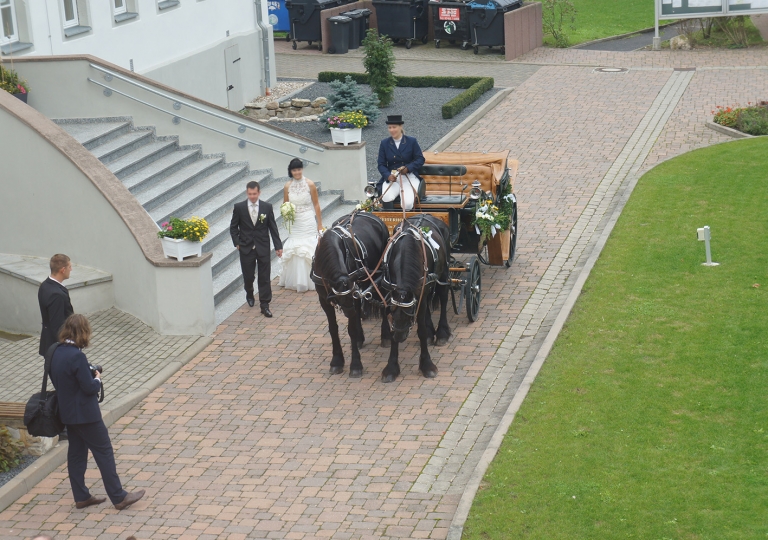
[0,0,18,44]
[114,0,126,15]
[61,0,79,28]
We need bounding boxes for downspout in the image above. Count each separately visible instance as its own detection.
[43,0,55,55]
[254,0,272,95]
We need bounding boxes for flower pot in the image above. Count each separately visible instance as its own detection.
[330,127,362,146]
[161,237,203,261]
[486,228,510,266]
[13,91,28,103]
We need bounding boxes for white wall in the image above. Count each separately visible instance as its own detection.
[8,0,274,107]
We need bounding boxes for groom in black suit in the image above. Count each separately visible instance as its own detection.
[229,181,283,317]
[38,253,74,356]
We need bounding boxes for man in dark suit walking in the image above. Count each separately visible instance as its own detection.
[229,180,283,317]
[38,254,74,357]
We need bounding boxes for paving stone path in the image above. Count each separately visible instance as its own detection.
[0,309,199,409]
[2,48,767,539]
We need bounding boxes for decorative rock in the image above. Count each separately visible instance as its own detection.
[285,109,297,119]
[670,35,691,50]
[311,97,328,107]
[7,426,58,456]
[245,102,264,109]
[279,101,292,108]
[268,109,276,117]
[312,107,325,115]
[301,106,314,114]
[276,110,286,118]
[266,101,279,110]
[291,98,312,108]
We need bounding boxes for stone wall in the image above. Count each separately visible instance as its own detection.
[504,2,543,61]
[246,97,328,121]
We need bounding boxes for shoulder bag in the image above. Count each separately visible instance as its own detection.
[24,343,65,437]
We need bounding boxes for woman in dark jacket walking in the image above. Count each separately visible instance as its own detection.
[49,314,145,510]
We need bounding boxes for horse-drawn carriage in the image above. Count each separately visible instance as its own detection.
[370,150,519,322]
[311,150,519,382]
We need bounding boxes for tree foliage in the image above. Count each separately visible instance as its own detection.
[322,76,380,124]
[362,29,397,107]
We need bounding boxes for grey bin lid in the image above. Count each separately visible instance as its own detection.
[341,9,365,17]
[328,15,352,22]
[471,0,521,6]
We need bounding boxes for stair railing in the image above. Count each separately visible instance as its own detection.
[87,63,324,164]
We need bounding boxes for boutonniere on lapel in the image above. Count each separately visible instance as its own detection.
[259,213,267,223]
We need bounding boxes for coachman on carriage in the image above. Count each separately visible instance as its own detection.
[310,149,519,382]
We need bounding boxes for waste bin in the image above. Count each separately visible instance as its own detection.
[429,0,471,49]
[372,0,429,49]
[286,0,340,51]
[358,8,372,45]
[341,9,364,49]
[269,0,291,33]
[328,15,352,54]
[466,0,521,54]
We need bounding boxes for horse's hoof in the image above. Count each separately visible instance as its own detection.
[436,337,449,347]
[329,365,344,375]
[381,339,391,348]
[421,365,438,378]
[382,373,398,383]
[349,368,363,378]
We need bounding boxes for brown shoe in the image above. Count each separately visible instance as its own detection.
[75,495,106,509]
[114,490,145,510]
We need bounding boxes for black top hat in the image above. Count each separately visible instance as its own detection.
[385,115,404,125]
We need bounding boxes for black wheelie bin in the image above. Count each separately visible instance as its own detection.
[340,9,364,49]
[287,0,340,51]
[429,0,471,49]
[372,0,430,49]
[466,0,522,54]
[328,15,352,54]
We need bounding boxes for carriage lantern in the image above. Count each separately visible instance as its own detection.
[365,180,377,198]
[469,179,483,200]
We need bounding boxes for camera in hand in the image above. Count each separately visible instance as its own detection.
[89,364,103,378]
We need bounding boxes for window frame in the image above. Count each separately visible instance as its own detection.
[0,0,19,45]
[61,0,80,29]
[113,0,126,16]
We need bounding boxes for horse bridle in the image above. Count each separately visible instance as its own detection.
[311,219,374,305]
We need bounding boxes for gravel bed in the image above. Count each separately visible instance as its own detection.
[0,455,39,488]
[246,80,313,107]
[274,83,500,182]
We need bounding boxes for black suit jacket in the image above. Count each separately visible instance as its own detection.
[38,278,74,356]
[49,344,103,425]
[229,200,283,257]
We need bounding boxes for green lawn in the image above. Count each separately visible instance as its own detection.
[544,0,655,46]
[463,137,768,539]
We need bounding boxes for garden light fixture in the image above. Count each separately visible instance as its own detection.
[697,226,719,267]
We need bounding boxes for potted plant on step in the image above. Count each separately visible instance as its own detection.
[0,63,30,103]
[326,110,368,145]
[157,217,209,261]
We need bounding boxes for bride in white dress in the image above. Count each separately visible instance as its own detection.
[278,158,324,292]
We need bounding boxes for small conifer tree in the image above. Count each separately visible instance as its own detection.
[322,75,380,124]
[362,29,397,107]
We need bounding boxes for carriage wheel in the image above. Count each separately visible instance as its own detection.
[477,240,489,266]
[505,200,518,267]
[465,256,481,322]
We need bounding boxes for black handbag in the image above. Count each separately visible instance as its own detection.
[24,343,65,437]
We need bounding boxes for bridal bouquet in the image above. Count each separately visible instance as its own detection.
[280,201,296,233]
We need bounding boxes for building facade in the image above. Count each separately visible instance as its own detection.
[0,0,276,109]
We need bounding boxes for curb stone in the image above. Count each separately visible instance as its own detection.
[570,22,678,50]
[0,335,213,513]
[705,120,756,139]
[428,87,514,153]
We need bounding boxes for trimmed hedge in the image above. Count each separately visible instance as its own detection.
[317,72,495,119]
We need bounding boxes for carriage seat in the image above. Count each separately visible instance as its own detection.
[422,164,497,197]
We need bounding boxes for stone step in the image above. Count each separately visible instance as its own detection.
[136,157,225,211]
[91,129,155,164]
[211,192,346,305]
[212,198,357,325]
[107,139,180,179]
[150,164,255,224]
[55,119,132,150]
[123,147,202,194]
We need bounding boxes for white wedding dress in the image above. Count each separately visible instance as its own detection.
[278,177,318,292]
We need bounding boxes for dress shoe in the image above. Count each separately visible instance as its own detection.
[261,307,273,318]
[114,490,145,510]
[75,495,106,509]
[246,296,255,307]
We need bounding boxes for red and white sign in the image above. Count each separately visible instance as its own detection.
[438,7,460,21]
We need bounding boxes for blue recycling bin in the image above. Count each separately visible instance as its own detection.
[268,0,291,32]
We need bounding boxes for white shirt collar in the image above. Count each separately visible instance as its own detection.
[249,200,259,209]
[49,275,63,285]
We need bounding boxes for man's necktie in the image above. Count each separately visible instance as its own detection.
[250,204,257,225]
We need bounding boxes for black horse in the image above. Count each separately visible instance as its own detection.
[380,214,451,383]
[311,212,390,377]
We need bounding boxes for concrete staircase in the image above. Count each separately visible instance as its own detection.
[54,117,356,324]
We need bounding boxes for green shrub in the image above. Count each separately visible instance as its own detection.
[713,105,740,127]
[0,426,23,473]
[322,75,380,124]
[317,72,495,119]
[441,77,494,119]
[736,106,768,136]
[362,29,397,107]
[542,0,576,48]
[0,63,30,95]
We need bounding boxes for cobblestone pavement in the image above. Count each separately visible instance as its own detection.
[3,49,767,539]
[0,309,199,410]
